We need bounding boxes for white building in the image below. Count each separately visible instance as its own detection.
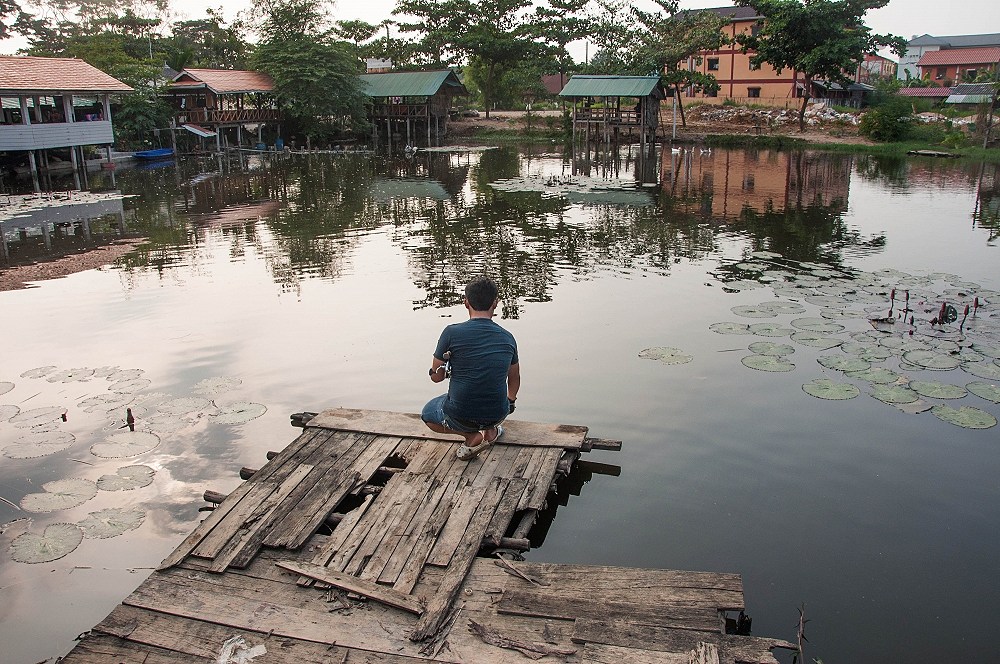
[898,33,1000,81]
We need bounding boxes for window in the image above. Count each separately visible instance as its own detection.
[708,58,719,71]
[751,22,762,36]
[935,67,947,80]
[743,174,755,191]
[748,87,761,98]
[964,68,978,82]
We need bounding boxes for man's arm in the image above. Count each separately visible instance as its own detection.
[429,356,447,383]
[507,363,520,401]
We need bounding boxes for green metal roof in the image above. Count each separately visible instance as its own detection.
[359,70,467,98]
[559,75,666,99]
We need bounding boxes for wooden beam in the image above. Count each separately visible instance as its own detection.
[275,560,425,615]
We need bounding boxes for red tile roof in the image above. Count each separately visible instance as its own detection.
[0,56,133,94]
[169,69,275,94]
[898,87,953,97]
[917,47,1000,66]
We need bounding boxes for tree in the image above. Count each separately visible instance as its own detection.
[251,0,368,143]
[392,0,464,66]
[334,19,378,64]
[734,0,905,132]
[169,9,249,69]
[532,0,592,94]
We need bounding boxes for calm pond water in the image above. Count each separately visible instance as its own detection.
[1,144,998,663]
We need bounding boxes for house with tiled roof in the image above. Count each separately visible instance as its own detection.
[916,47,1000,87]
[164,69,281,149]
[0,55,133,178]
[897,33,1000,81]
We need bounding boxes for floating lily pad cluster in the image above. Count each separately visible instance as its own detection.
[6,505,147,563]
[710,254,1000,429]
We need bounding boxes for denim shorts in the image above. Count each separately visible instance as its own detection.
[421,394,489,433]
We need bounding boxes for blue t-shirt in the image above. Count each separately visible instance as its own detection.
[434,318,518,425]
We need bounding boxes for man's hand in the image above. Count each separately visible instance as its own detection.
[508,398,516,414]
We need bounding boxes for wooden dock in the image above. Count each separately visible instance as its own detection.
[61,408,794,663]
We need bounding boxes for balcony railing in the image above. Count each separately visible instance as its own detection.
[174,109,282,125]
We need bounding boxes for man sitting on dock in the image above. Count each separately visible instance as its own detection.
[422,276,520,460]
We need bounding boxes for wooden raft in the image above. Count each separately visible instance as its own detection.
[61,408,794,664]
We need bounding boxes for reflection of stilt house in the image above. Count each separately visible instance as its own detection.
[0,56,133,188]
[165,69,281,151]
[361,70,467,147]
[560,75,665,147]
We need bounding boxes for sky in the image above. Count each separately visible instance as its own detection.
[1,0,997,58]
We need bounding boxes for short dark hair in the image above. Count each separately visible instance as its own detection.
[465,276,498,311]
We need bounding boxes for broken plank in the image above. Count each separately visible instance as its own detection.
[276,560,425,615]
[410,476,510,641]
[580,642,691,664]
[350,435,406,493]
[425,482,490,568]
[377,476,456,585]
[518,447,563,511]
[360,475,441,582]
[483,476,528,545]
[498,589,722,631]
[391,477,469,595]
[305,493,374,572]
[341,472,428,577]
[309,408,588,450]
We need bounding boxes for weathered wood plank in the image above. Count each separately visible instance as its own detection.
[359,475,441,582]
[425,481,490,568]
[60,634,194,664]
[572,619,795,664]
[341,472,427,577]
[391,477,469,595]
[207,463,315,572]
[410,476,510,641]
[276,560,426,614]
[377,475,455,586]
[328,472,409,573]
[519,447,563,511]
[483,477,529,545]
[580,642,692,664]
[349,435,406,493]
[156,428,323,571]
[305,493,374,570]
[405,439,454,475]
[308,408,588,450]
[498,589,722,631]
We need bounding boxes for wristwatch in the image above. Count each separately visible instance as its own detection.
[428,367,436,376]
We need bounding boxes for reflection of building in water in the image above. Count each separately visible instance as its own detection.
[178,163,284,225]
[974,162,999,241]
[659,148,851,219]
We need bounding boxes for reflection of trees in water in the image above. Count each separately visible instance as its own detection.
[974,162,999,243]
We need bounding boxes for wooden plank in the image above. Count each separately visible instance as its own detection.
[350,435,406,493]
[425,481,491,568]
[405,439,454,474]
[359,475,440,582]
[572,619,794,664]
[341,472,428,577]
[156,428,322,571]
[308,408,588,450]
[192,430,333,559]
[580,642,691,664]
[306,493,374,568]
[260,430,372,549]
[329,473,409,573]
[377,475,455,585]
[483,477,528,545]
[498,589,722,631]
[391,477,469,595]
[518,447,562,511]
[207,463,315,572]
[276,560,426,614]
[61,634,193,664]
[410,476,510,641]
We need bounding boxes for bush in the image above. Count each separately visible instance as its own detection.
[859,97,912,142]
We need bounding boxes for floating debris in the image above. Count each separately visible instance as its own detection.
[931,405,997,429]
[20,478,98,512]
[96,465,155,491]
[9,523,84,563]
[212,401,268,425]
[78,506,146,539]
[802,379,860,400]
[3,431,75,459]
[638,347,693,365]
[91,431,160,458]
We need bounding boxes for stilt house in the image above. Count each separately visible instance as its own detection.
[165,69,281,150]
[0,56,133,178]
[560,75,666,146]
[361,70,467,147]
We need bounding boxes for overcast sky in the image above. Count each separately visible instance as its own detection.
[1,0,995,58]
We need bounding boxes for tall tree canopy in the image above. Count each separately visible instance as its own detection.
[734,0,905,131]
[251,0,367,143]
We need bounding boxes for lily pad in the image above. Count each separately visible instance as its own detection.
[751,250,782,259]
[748,322,794,337]
[895,400,934,415]
[845,367,900,384]
[9,523,83,563]
[142,414,191,434]
[709,322,751,335]
[96,465,155,491]
[902,350,961,371]
[966,382,1000,404]
[909,381,967,400]
[731,304,777,318]
[20,478,98,512]
[46,368,95,383]
[0,404,19,421]
[20,366,57,379]
[212,401,268,425]
[817,355,871,373]
[108,378,152,393]
[931,405,997,429]
[157,396,210,415]
[193,376,243,396]
[92,365,120,377]
[762,301,806,315]
[748,341,795,356]
[791,318,845,334]
[91,431,160,458]
[10,406,67,428]
[639,347,693,365]
[107,369,145,382]
[802,379,860,400]
[871,385,919,404]
[78,506,146,539]
[741,355,795,372]
[734,261,769,271]
[78,393,133,413]
[971,342,1000,360]
[3,431,75,459]
[962,362,1000,380]
[0,381,13,396]
[790,332,843,350]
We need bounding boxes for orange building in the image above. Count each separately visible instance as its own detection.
[916,47,1000,87]
[682,6,805,107]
